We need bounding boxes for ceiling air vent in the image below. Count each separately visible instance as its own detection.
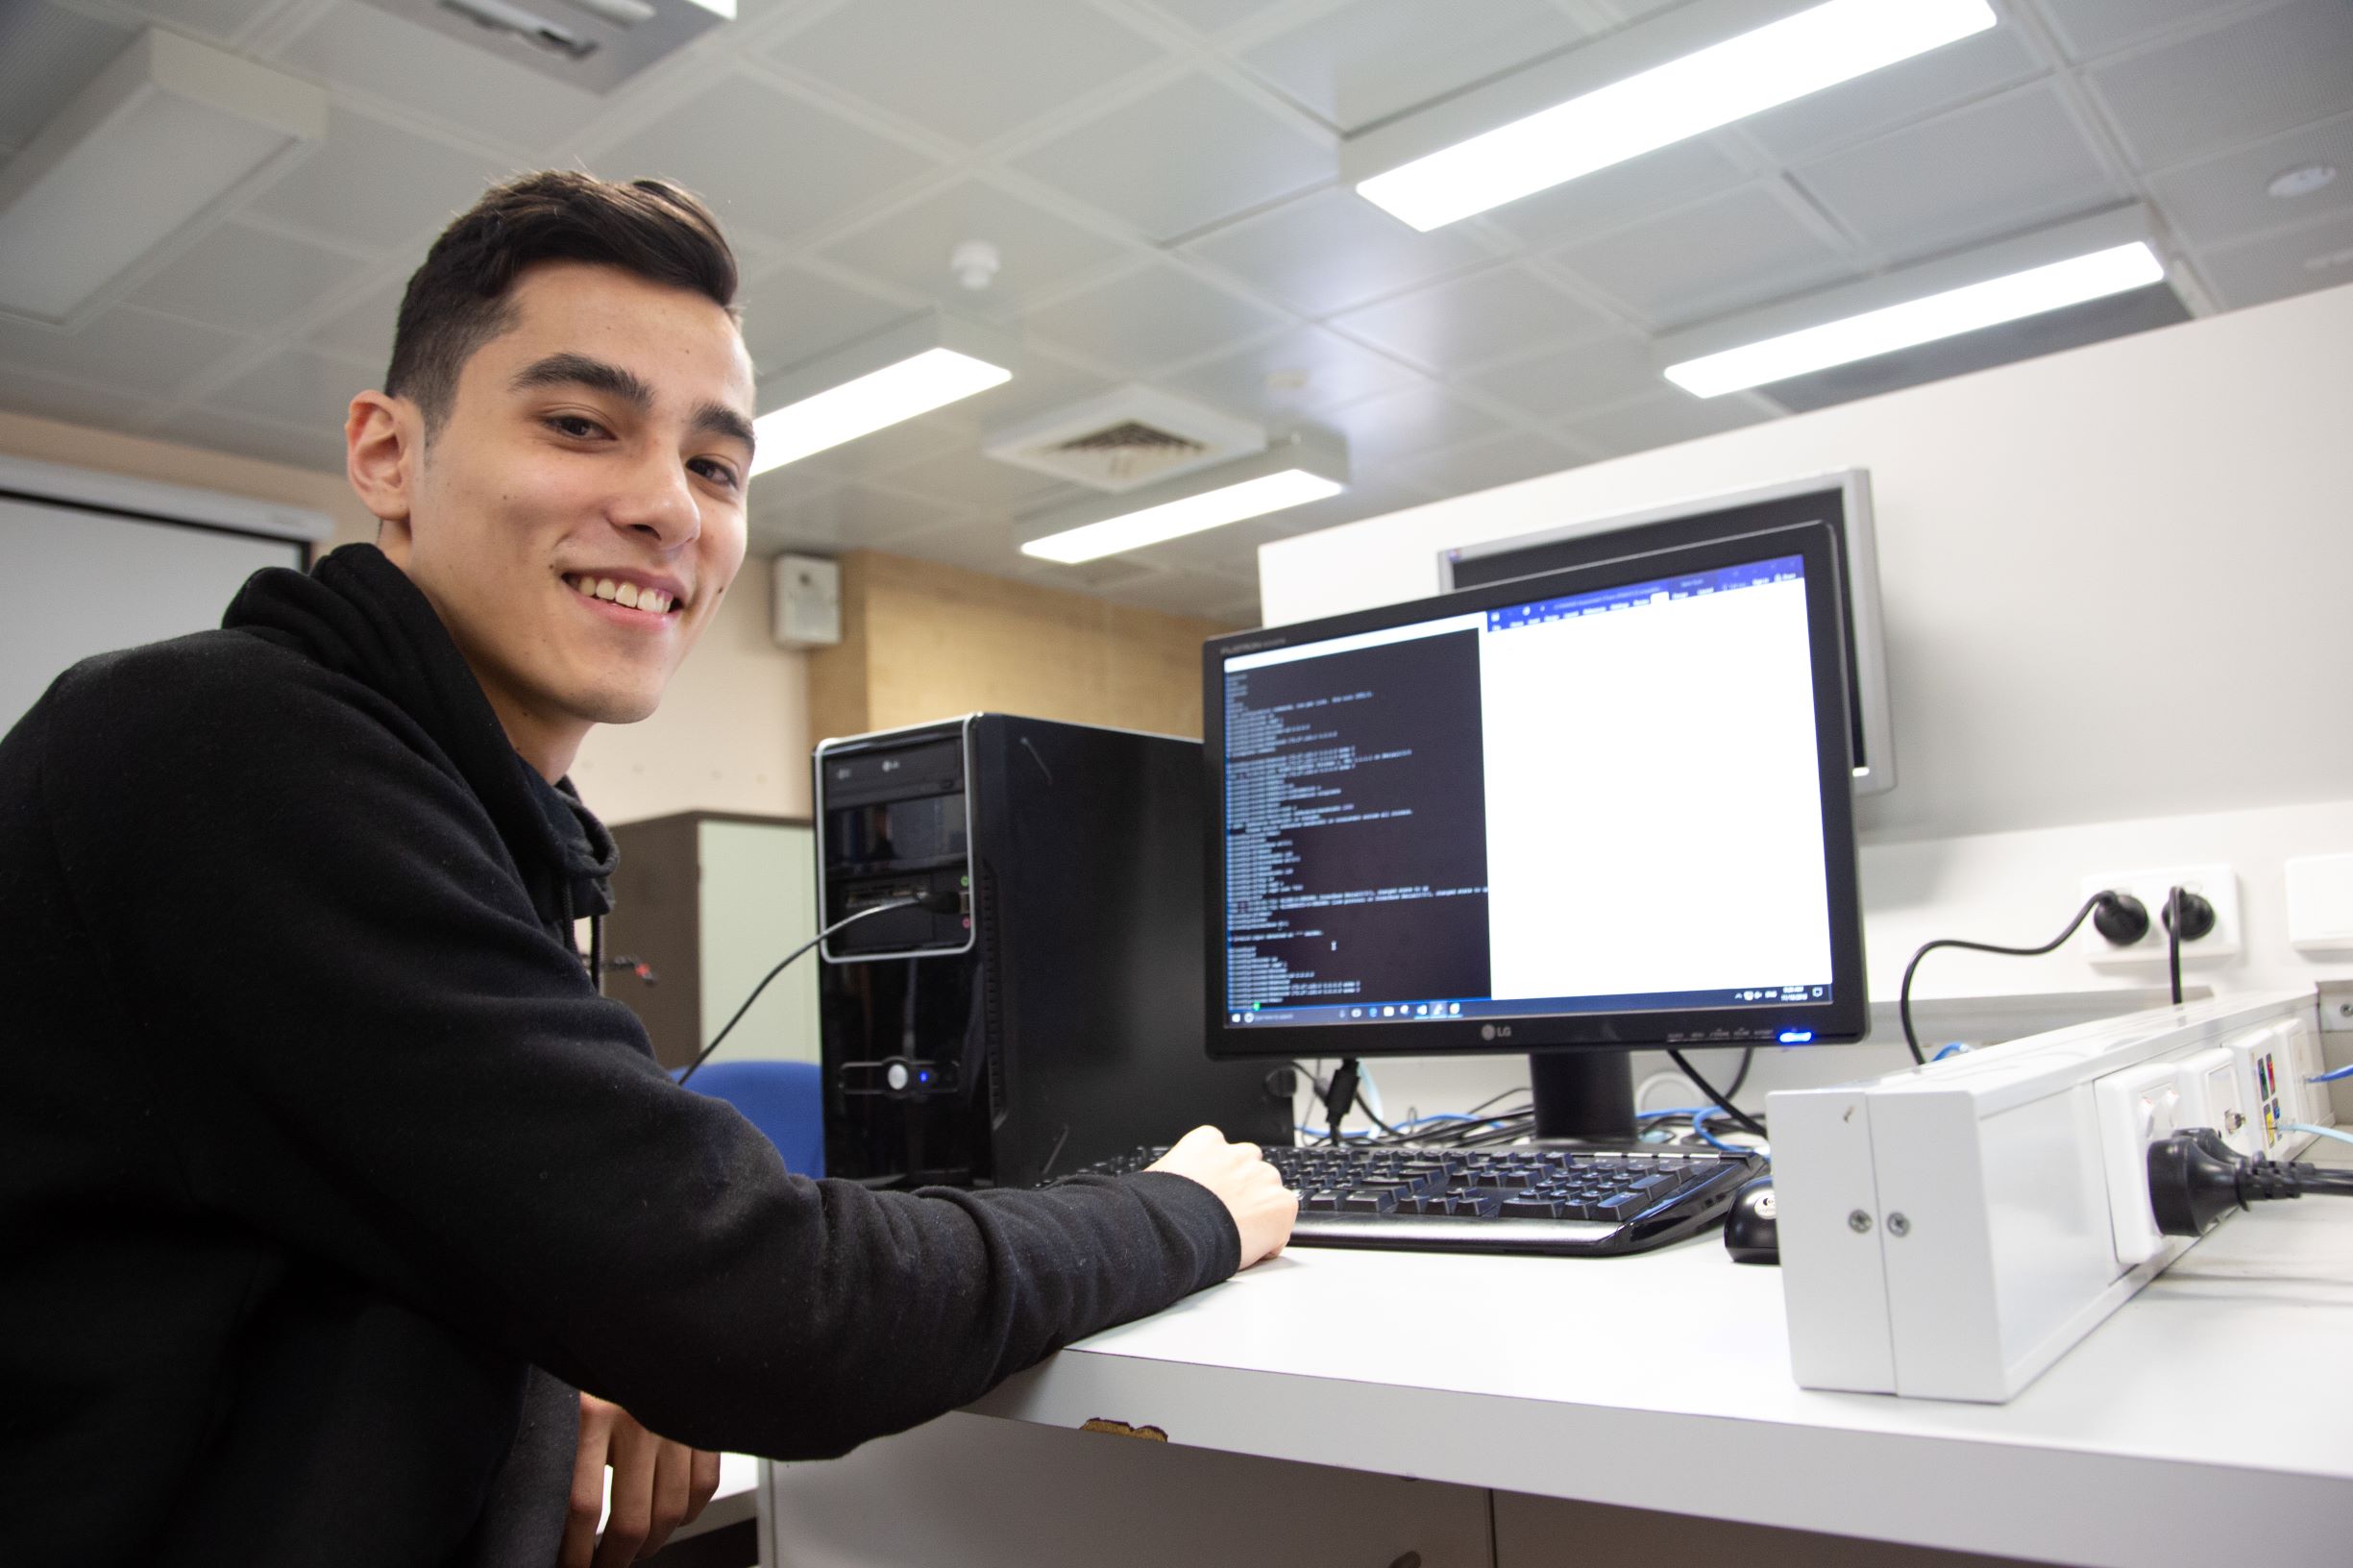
[985,386,1264,495]
[354,0,730,92]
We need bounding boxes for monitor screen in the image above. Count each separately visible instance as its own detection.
[1205,524,1866,1061]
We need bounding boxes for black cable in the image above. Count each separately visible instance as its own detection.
[1721,1047,1752,1102]
[1665,1047,1768,1139]
[2167,886,2184,1007]
[1898,891,2120,1066]
[677,897,926,1086]
[1325,1058,1363,1146]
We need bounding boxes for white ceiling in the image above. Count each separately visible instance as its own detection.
[3,0,2350,624]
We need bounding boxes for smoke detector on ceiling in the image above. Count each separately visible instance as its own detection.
[983,385,1265,494]
[355,0,731,92]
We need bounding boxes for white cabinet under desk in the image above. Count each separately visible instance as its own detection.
[763,1169,2353,1567]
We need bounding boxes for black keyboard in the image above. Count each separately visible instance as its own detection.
[1081,1143,1765,1257]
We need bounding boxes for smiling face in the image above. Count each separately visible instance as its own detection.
[351,259,757,779]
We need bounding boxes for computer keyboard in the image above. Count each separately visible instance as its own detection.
[1079,1142,1766,1257]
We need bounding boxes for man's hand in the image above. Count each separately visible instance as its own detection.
[563,1393,721,1567]
[1147,1125,1296,1268]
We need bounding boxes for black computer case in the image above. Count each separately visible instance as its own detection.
[815,713,1291,1188]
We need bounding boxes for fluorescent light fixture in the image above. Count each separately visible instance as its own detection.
[1660,209,2170,398]
[1018,432,1348,565]
[1350,0,1994,231]
[749,314,1015,478]
[0,30,327,327]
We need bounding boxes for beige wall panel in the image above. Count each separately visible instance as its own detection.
[838,549,1232,741]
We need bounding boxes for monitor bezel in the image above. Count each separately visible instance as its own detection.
[1204,523,1867,1062]
[1438,469,1894,796]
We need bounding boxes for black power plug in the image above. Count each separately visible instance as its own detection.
[2092,892,2150,945]
[2145,1127,2353,1237]
[2163,888,2218,942]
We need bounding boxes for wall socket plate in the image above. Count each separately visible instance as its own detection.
[2081,864,2241,968]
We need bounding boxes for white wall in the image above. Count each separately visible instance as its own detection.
[1259,282,2353,1113]
[1262,280,2353,847]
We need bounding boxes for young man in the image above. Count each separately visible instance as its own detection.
[0,172,1293,1568]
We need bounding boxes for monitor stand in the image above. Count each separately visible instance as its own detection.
[1528,1051,1637,1144]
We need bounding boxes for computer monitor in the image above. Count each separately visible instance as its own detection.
[1439,470,1894,796]
[1205,523,1867,1141]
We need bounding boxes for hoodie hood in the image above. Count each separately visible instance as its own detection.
[224,543,615,931]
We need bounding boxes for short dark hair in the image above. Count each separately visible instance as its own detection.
[385,171,740,435]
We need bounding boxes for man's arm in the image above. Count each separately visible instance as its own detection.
[38,647,1268,1459]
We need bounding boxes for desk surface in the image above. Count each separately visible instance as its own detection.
[967,1167,2353,1566]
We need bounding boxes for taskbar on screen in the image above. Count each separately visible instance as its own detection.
[1223,982,1834,1043]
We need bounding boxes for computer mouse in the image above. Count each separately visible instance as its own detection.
[1724,1176,1779,1265]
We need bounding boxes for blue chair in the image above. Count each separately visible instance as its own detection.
[674,1060,824,1178]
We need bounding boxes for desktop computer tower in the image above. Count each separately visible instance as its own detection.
[815,714,1291,1188]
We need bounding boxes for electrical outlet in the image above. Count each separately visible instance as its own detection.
[2081,864,2241,968]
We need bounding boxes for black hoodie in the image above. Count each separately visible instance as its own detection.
[0,544,1238,1566]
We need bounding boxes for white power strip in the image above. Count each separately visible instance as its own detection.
[1770,990,2334,1403]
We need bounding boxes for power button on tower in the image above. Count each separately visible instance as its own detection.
[885,1061,911,1091]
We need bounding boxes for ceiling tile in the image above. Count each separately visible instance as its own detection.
[778,482,963,546]
[153,406,350,473]
[1328,263,1617,372]
[2198,206,2353,306]
[1391,429,1581,498]
[121,0,285,45]
[738,264,913,380]
[768,0,1166,146]
[0,4,136,148]
[870,447,1080,512]
[2088,0,2353,171]
[1009,72,1332,242]
[1020,262,1284,377]
[791,416,968,485]
[864,513,1024,576]
[1183,186,1494,316]
[1462,333,1667,422]
[913,355,1118,440]
[1793,83,2125,263]
[1557,388,1773,457]
[1161,325,1423,422]
[306,273,405,368]
[2148,112,2353,248]
[1319,380,1504,462]
[0,305,242,398]
[273,2,603,150]
[1737,21,2046,163]
[248,110,500,253]
[1135,0,1288,36]
[1238,0,1586,133]
[129,220,372,334]
[0,363,164,433]
[594,75,940,246]
[2037,0,2263,61]
[1473,135,1752,251]
[819,180,1131,314]
[208,345,377,429]
[1549,184,1851,329]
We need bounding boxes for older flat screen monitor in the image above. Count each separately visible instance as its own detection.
[1206,524,1867,1139]
[1440,470,1894,796]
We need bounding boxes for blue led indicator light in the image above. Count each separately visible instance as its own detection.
[1778,1030,1814,1044]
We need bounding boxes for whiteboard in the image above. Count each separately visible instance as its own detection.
[1,495,306,737]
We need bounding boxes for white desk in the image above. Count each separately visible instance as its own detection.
[764,1164,2353,1567]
